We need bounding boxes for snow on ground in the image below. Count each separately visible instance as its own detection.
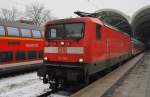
[0,72,49,97]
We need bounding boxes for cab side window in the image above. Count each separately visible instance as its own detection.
[96,24,101,40]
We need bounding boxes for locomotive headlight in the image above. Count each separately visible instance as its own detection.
[43,57,48,61]
[60,42,64,45]
[79,58,84,63]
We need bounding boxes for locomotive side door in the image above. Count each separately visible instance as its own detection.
[106,37,111,68]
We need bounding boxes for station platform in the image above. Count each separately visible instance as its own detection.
[0,60,43,69]
[104,52,150,97]
[71,53,147,97]
[0,60,43,75]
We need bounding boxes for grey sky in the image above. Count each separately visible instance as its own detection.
[0,0,149,19]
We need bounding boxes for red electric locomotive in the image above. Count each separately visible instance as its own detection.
[0,20,44,74]
[38,15,135,90]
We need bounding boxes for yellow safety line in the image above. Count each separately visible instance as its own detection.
[0,36,44,41]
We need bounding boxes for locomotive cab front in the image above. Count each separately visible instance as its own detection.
[44,22,87,63]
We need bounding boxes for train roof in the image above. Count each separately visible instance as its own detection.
[46,17,129,35]
[0,19,42,31]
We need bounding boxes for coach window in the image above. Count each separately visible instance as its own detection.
[7,27,19,37]
[16,51,26,61]
[21,29,31,38]
[38,50,43,58]
[96,24,101,40]
[0,26,5,36]
[28,51,37,60]
[0,52,13,62]
[32,30,41,38]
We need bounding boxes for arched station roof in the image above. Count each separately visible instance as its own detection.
[93,9,132,35]
[132,6,150,44]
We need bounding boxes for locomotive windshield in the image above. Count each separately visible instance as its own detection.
[46,23,84,39]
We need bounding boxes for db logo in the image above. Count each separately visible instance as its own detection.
[58,47,66,53]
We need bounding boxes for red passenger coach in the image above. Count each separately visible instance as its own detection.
[0,20,44,73]
[131,38,144,55]
[38,17,133,90]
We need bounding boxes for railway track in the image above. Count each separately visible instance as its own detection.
[38,91,70,97]
[37,90,52,97]
[37,82,85,97]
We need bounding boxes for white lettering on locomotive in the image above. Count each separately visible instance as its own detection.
[25,44,39,47]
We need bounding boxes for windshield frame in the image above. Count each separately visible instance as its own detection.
[45,22,85,40]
